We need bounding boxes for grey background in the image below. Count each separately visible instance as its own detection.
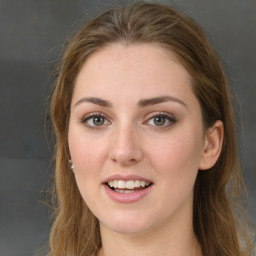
[0,0,255,255]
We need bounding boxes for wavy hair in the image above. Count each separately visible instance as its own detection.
[48,2,254,255]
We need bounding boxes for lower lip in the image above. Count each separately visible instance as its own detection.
[103,184,153,203]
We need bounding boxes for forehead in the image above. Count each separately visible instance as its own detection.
[79,43,184,79]
[72,43,196,107]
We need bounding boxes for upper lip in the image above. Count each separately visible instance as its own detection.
[103,174,153,184]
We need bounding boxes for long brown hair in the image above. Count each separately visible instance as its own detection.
[48,2,254,255]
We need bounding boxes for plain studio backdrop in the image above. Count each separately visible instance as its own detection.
[0,0,255,255]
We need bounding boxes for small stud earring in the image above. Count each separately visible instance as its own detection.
[69,160,75,172]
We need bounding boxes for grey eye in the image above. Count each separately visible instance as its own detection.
[92,116,105,126]
[153,116,166,126]
[82,114,110,127]
[147,114,176,127]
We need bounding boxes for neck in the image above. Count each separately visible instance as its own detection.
[98,213,202,256]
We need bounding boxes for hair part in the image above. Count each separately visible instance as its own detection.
[48,2,254,256]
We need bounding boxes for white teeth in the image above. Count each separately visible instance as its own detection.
[117,180,126,189]
[126,180,134,189]
[113,180,118,188]
[107,180,151,189]
[134,180,140,188]
[124,190,134,193]
[114,189,135,193]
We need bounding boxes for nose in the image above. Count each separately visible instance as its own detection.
[109,124,143,166]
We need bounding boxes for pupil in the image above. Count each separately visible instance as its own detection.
[154,117,165,126]
[93,117,104,126]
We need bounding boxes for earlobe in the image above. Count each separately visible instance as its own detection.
[199,120,224,170]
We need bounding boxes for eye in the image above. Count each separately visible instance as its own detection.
[81,113,110,128]
[146,113,176,127]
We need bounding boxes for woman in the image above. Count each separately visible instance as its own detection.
[48,2,254,256]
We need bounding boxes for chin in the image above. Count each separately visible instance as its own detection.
[107,223,150,235]
[99,211,156,235]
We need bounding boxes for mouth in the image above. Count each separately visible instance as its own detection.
[105,180,153,194]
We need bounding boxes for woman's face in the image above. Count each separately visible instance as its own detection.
[68,43,208,235]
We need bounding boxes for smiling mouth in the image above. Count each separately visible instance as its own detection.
[106,180,152,193]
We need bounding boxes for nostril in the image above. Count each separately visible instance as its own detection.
[109,151,143,165]
[108,132,143,164]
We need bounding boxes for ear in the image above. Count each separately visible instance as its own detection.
[199,120,224,170]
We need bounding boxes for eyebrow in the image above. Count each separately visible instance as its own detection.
[74,96,187,108]
[138,96,187,108]
[74,97,112,108]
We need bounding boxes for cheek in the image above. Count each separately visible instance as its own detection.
[68,130,107,205]
[148,131,203,180]
[148,133,202,214]
[68,127,110,181]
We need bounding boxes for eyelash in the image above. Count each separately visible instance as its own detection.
[144,113,176,128]
[81,112,110,128]
[81,112,176,129]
